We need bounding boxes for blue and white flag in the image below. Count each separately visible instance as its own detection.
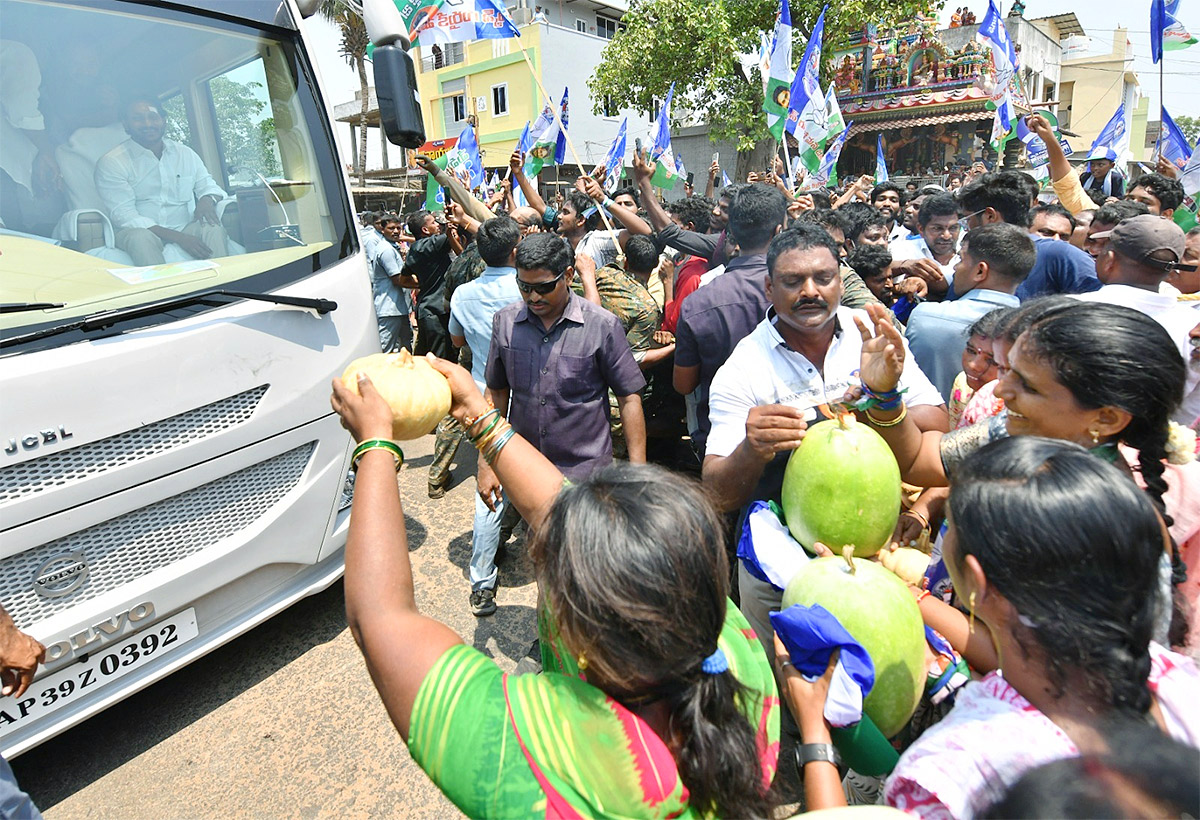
[407,0,522,45]
[676,152,687,182]
[602,117,627,193]
[1088,103,1129,162]
[785,5,829,146]
[1159,107,1194,170]
[1153,0,1198,63]
[524,89,568,177]
[451,123,486,189]
[516,119,533,153]
[649,83,679,188]
[875,134,889,184]
[555,87,569,166]
[976,0,1018,150]
[721,169,732,188]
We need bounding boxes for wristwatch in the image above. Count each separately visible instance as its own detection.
[796,742,839,768]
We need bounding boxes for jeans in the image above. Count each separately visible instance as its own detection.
[470,491,521,591]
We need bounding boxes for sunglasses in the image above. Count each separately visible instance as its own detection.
[958,208,987,234]
[516,271,566,295]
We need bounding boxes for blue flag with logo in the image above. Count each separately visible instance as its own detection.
[555,88,569,165]
[516,120,533,153]
[875,134,889,184]
[1089,103,1129,160]
[454,123,485,189]
[602,117,627,193]
[811,121,852,189]
[649,83,680,187]
[785,5,828,138]
[721,169,732,188]
[1153,0,1198,63]
[1159,107,1194,170]
[976,0,1018,149]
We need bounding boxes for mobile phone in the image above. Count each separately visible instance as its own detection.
[687,172,695,185]
[712,151,720,166]
[635,137,643,157]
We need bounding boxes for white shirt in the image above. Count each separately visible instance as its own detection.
[706,306,944,459]
[1075,284,1200,425]
[889,233,959,285]
[0,40,43,194]
[577,230,620,269]
[94,137,226,232]
[889,223,911,243]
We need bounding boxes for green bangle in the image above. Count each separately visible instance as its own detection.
[352,438,404,472]
[470,412,502,444]
[482,426,516,466]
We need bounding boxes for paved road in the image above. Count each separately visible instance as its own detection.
[14,435,537,818]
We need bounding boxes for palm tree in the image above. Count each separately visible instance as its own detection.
[318,0,371,187]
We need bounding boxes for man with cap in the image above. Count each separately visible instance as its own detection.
[1077,214,1199,423]
[1079,147,1125,200]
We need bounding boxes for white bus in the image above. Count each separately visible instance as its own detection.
[0,0,422,756]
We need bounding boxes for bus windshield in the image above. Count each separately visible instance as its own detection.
[0,0,352,346]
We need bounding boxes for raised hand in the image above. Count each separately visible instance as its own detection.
[854,302,905,394]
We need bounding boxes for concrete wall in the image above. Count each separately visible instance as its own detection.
[1059,28,1139,159]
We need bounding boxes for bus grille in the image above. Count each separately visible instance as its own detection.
[3,442,314,629]
[0,386,269,504]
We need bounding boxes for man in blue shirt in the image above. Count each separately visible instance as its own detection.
[448,215,526,617]
[370,215,413,353]
[957,171,1101,301]
[906,223,1032,401]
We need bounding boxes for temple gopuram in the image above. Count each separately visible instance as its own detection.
[828,8,1060,182]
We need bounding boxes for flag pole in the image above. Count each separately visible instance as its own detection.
[780,136,795,193]
[515,43,623,250]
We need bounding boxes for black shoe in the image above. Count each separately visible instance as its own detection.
[470,587,497,616]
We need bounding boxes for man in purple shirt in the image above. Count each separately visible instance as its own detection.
[485,234,646,486]
[673,184,787,457]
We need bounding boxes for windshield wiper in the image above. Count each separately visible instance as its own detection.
[1,289,336,349]
[0,302,66,314]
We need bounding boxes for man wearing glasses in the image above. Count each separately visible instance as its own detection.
[888,194,963,301]
[485,230,646,494]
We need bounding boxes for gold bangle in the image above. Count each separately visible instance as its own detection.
[865,404,908,428]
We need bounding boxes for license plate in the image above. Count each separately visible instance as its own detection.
[0,608,198,737]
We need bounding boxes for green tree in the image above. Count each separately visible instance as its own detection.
[319,0,371,187]
[589,0,930,179]
[1173,114,1199,146]
[162,78,282,177]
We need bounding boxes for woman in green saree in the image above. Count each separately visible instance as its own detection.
[330,358,780,819]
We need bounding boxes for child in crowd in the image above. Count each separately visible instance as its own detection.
[948,309,1010,428]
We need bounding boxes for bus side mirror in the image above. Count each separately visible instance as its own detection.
[374,45,425,149]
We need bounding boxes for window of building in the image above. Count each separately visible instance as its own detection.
[492,83,509,116]
[596,15,618,39]
[576,18,588,33]
[601,95,619,118]
[442,94,467,125]
[645,96,664,121]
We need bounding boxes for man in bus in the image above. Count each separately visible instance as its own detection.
[95,95,230,266]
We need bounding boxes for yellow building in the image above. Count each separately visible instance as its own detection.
[1033,16,1141,163]
[410,4,653,177]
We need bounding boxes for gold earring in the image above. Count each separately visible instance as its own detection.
[577,654,588,671]
[968,590,977,635]
[1089,429,1100,445]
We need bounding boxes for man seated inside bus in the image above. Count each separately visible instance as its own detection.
[94,95,230,266]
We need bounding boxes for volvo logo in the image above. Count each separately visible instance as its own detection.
[33,552,89,598]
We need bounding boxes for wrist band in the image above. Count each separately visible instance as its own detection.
[351,438,404,472]
[865,403,908,428]
[602,196,616,209]
[915,589,932,605]
[463,403,496,432]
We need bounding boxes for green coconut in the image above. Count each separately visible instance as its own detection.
[781,552,926,738]
[781,416,901,558]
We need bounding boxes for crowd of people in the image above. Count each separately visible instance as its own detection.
[337,122,1200,817]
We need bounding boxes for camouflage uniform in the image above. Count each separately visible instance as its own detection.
[429,243,488,494]
[839,265,882,310]
[571,263,662,459]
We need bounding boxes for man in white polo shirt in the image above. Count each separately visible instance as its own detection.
[889,193,962,301]
[702,224,947,657]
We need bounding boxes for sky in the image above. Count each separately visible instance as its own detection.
[307,0,1198,171]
